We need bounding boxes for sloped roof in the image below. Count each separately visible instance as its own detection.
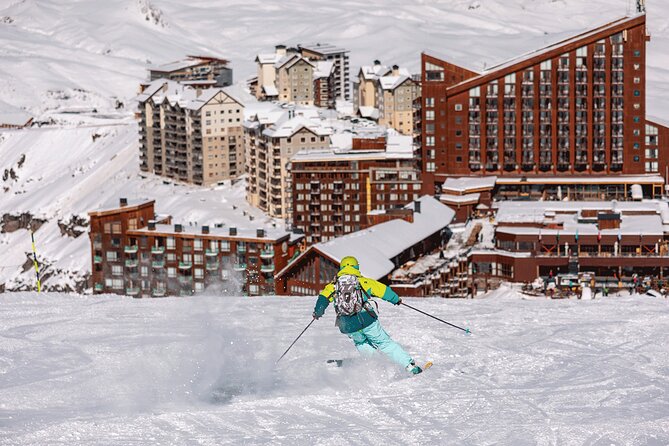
[378,75,412,90]
[314,196,455,279]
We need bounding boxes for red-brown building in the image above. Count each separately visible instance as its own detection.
[275,196,455,296]
[89,199,303,297]
[469,200,669,289]
[290,134,422,243]
[420,14,669,198]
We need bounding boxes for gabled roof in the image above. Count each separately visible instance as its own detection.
[314,60,335,79]
[378,75,414,91]
[149,56,228,73]
[312,196,455,280]
[298,43,349,56]
[275,54,315,70]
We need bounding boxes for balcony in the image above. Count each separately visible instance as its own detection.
[94,255,103,264]
[125,259,139,268]
[205,249,219,257]
[126,287,140,296]
[94,283,104,292]
[151,246,165,255]
[124,245,139,254]
[152,288,166,297]
[206,261,220,271]
[152,260,165,268]
[233,263,247,271]
[178,275,192,284]
[179,261,192,270]
[260,249,274,259]
[261,264,275,273]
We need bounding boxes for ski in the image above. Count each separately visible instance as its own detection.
[422,361,433,371]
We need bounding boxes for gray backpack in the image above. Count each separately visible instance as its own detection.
[333,275,365,316]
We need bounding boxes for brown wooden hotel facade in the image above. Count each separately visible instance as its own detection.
[89,199,303,297]
[420,14,669,197]
[290,136,421,243]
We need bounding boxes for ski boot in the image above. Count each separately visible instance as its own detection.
[406,361,423,375]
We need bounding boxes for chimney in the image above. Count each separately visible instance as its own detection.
[202,225,209,234]
[174,224,183,233]
[373,59,381,66]
[148,220,156,231]
[229,227,237,236]
[120,198,128,207]
[414,200,421,214]
[392,64,399,76]
[275,44,287,57]
[257,228,265,238]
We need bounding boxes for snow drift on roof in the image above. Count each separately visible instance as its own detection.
[315,196,455,279]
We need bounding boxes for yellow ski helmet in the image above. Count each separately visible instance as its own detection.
[339,256,359,270]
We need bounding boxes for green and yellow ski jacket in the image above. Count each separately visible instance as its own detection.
[313,265,400,334]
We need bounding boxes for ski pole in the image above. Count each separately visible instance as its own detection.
[30,230,41,293]
[401,302,470,334]
[276,318,315,363]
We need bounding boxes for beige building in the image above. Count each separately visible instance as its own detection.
[244,107,331,219]
[137,80,246,186]
[354,62,420,136]
[254,45,339,108]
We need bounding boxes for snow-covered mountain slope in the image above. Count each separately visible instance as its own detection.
[0,124,281,292]
[1,292,668,444]
[1,0,668,117]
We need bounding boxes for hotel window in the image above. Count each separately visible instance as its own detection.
[141,266,148,277]
[426,136,435,146]
[167,237,175,250]
[106,251,118,261]
[194,239,203,251]
[194,254,203,265]
[645,149,658,159]
[112,279,123,290]
[454,104,463,111]
[426,162,436,172]
[194,268,204,279]
[167,267,176,278]
[425,62,444,81]
[426,110,435,120]
[195,282,204,292]
[646,161,658,172]
[425,97,435,107]
[112,265,123,276]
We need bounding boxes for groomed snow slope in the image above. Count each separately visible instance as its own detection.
[1,292,668,445]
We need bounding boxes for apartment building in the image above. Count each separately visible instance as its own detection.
[137,80,245,186]
[420,13,669,200]
[244,107,331,220]
[290,134,422,243]
[149,55,232,87]
[89,198,304,297]
[353,61,420,135]
[254,44,345,108]
[298,43,351,101]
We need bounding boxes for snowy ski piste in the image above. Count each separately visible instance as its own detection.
[1,292,668,444]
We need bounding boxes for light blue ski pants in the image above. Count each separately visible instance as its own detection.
[347,320,413,368]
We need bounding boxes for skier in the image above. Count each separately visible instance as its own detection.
[312,256,423,375]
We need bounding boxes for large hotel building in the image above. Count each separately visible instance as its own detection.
[420,13,668,201]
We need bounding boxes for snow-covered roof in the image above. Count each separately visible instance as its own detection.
[358,106,380,120]
[378,75,412,90]
[495,200,669,227]
[132,223,294,242]
[149,56,228,73]
[263,115,331,138]
[262,84,279,96]
[440,193,481,205]
[646,115,669,129]
[360,64,392,81]
[442,176,497,194]
[299,43,349,56]
[314,196,455,279]
[275,54,315,70]
[256,53,280,64]
[314,60,335,79]
[136,79,243,111]
[385,134,413,156]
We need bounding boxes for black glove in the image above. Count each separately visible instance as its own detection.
[394,298,402,306]
[313,312,321,320]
